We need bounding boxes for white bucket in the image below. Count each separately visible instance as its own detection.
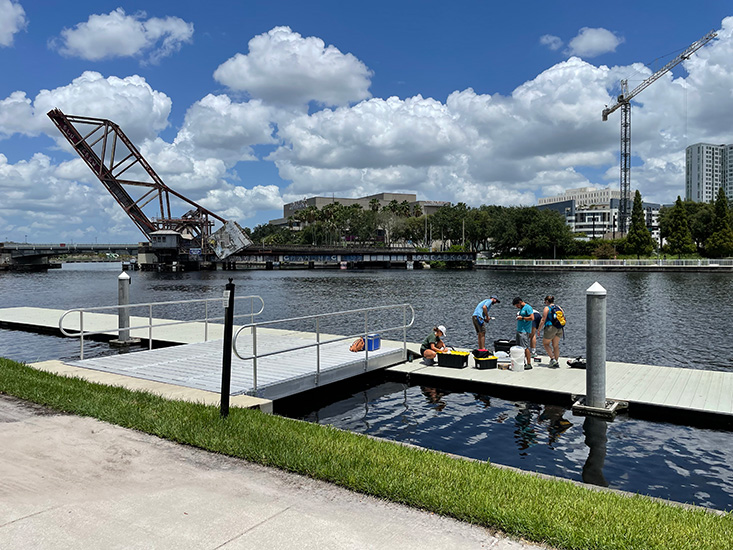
[510,346,525,371]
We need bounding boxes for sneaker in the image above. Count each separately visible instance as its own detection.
[524,363,533,370]
[549,359,559,368]
[531,349,537,358]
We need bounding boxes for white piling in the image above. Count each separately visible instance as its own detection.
[118,272,131,343]
[586,282,607,408]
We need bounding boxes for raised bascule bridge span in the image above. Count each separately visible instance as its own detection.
[44,109,252,271]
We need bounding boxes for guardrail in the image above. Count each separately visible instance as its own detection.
[477,258,733,267]
[59,295,264,359]
[232,304,415,393]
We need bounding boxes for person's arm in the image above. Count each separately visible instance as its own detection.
[540,306,549,327]
[482,304,490,322]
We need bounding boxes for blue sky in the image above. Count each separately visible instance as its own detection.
[1,0,732,243]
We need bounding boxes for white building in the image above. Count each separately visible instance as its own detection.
[685,143,733,203]
[537,191,660,243]
[538,186,621,207]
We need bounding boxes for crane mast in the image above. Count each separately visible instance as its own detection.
[602,30,716,234]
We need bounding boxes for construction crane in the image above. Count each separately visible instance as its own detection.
[47,109,252,266]
[602,29,717,234]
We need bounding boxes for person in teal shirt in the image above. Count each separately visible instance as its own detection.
[512,296,533,370]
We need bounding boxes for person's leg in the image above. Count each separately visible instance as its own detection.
[543,336,553,358]
[423,349,437,359]
[552,335,561,361]
[478,331,485,350]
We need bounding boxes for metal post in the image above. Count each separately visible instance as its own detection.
[118,272,131,342]
[220,278,235,418]
[315,317,321,384]
[586,282,607,409]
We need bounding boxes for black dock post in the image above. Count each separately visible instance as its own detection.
[221,278,235,418]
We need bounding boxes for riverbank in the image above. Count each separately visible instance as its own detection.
[1,357,730,549]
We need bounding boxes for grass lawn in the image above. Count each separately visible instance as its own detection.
[1,357,731,550]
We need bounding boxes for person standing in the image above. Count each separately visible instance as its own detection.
[512,296,533,370]
[472,296,500,350]
[420,325,447,365]
[530,308,542,358]
[540,295,563,368]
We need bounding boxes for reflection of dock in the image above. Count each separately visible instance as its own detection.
[389,358,733,427]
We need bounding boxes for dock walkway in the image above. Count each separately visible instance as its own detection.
[389,358,733,424]
[3,306,732,425]
[1,306,406,403]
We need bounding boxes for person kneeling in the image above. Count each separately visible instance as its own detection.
[420,325,447,365]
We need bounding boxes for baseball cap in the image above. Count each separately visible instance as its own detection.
[490,295,500,303]
[437,325,447,335]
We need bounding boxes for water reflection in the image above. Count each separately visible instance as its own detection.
[539,405,574,447]
[582,416,609,487]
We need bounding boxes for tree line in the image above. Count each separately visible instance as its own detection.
[658,186,733,258]
[246,188,733,259]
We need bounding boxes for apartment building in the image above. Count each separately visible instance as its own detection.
[685,143,733,203]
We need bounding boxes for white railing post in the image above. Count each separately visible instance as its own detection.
[252,325,258,392]
[315,317,321,384]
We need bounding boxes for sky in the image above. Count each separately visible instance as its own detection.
[1,0,732,244]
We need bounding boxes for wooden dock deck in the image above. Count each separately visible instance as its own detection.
[389,357,733,424]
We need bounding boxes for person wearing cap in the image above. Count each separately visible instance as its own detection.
[512,296,534,370]
[472,296,500,350]
[420,325,447,365]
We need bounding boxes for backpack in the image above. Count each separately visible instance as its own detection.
[549,305,566,329]
[349,337,365,352]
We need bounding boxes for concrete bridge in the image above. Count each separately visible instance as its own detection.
[0,242,138,270]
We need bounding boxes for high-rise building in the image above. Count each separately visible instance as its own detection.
[685,143,733,202]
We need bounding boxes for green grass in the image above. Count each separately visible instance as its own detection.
[1,357,731,549]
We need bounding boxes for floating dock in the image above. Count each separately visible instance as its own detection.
[2,306,732,427]
[389,358,733,427]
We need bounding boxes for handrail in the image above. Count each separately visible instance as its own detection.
[59,295,264,359]
[232,304,415,393]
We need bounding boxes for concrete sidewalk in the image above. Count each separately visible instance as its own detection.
[0,395,551,550]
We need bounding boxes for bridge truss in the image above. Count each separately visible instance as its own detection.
[47,109,246,259]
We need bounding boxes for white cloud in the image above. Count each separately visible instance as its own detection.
[172,95,277,164]
[540,34,563,51]
[566,27,624,58]
[213,26,372,106]
[198,184,284,220]
[0,71,172,143]
[0,0,26,47]
[52,8,193,63]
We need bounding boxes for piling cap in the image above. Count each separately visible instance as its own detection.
[586,282,606,296]
[118,272,130,280]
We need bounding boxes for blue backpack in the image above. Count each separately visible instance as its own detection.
[549,305,566,329]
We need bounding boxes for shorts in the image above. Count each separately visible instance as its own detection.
[532,312,542,330]
[472,316,485,334]
[515,332,530,349]
[543,325,563,340]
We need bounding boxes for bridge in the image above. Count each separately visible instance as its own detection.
[0,243,138,270]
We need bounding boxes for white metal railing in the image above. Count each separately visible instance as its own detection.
[232,304,415,393]
[476,258,733,267]
[59,295,264,359]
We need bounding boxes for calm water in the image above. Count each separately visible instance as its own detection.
[285,379,733,511]
[1,263,732,510]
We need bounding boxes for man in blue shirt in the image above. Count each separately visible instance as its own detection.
[472,295,500,350]
[512,296,534,370]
